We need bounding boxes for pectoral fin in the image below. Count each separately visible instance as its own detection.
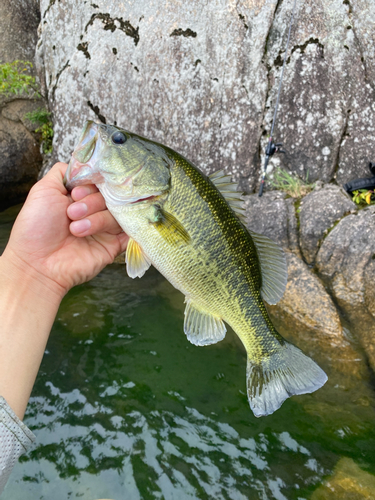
[152,207,190,246]
[126,238,151,278]
[184,299,226,346]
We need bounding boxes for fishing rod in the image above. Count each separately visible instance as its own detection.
[259,0,298,197]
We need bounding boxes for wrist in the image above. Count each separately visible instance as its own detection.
[0,247,66,307]
[0,248,63,419]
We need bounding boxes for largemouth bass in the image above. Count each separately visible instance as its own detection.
[64,121,327,417]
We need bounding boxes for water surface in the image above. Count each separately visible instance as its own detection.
[1,205,375,499]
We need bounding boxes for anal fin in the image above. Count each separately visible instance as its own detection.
[184,299,226,346]
[246,342,327,417]
[126,238,151,279]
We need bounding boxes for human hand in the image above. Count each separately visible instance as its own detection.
[2,162,128,298]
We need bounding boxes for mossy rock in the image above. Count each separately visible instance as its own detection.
[311,457,375,500]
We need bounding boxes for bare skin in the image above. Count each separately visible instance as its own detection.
[0,163,128,419]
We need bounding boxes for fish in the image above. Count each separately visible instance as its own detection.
[64,120,328,417]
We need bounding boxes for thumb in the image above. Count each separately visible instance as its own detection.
[38,163,69,195]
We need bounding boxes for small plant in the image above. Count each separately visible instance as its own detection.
[1,60,53,154]
[0,60,40,98]
[352,189,375,206]
[25,108,54,155]
[267,167,314,198]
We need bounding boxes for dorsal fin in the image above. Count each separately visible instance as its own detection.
[209,169,246,221]
[249,230,288,305]
[209,169,226,180]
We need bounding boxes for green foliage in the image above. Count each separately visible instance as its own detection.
[0,61,53,154]
[267,167,315,198]
[352,189,375,206]
[0,60,40,97]
[25,108,54,155]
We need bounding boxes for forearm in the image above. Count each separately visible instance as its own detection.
[0,249,64,419]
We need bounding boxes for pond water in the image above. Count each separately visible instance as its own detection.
[1,204,375,500]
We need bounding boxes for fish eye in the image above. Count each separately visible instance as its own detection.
[111,131,127,145]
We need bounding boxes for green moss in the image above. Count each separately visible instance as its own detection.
[294,198,302,231]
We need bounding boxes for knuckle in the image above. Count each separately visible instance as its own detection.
[88,192,106,212]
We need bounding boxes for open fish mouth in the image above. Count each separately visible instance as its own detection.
[63,121,104,191]
[64,157,105,191]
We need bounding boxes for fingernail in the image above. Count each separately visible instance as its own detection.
[72,186,91,201]
[68,202,88,219]
[71,219,91,234]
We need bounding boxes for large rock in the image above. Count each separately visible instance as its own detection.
[337,0,375,186]
[0,0,40,64]
[0,0,43,210]
[267,253,342,341]
[263,0,375,187]
[37,0,375,190]
[316,206,375,370]
[244,190,300,254]
[0,100,43,210]
[298,184,356,264]
[37,0,278,190]
[311,457,375,500]
[350,0,375,86]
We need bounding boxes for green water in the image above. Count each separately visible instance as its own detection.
[1,205,375,500]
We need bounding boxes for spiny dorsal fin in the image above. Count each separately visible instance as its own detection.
[249,230,288,305]
[184,299,226,346]
[153,207,190,246]
[209,169,246,221]
[126,238,152,279]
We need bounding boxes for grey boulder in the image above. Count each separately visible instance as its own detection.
[316,207,375,371]
[298,184,356,264]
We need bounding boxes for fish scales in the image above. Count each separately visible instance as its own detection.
[163,154,282,356]
[64,121,328,417]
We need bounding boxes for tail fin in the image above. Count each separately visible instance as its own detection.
[246,342,327,417]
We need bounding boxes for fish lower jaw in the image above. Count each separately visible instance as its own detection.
[129,193,162,204]
[64,156,104,189]
[98,183,162,207]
